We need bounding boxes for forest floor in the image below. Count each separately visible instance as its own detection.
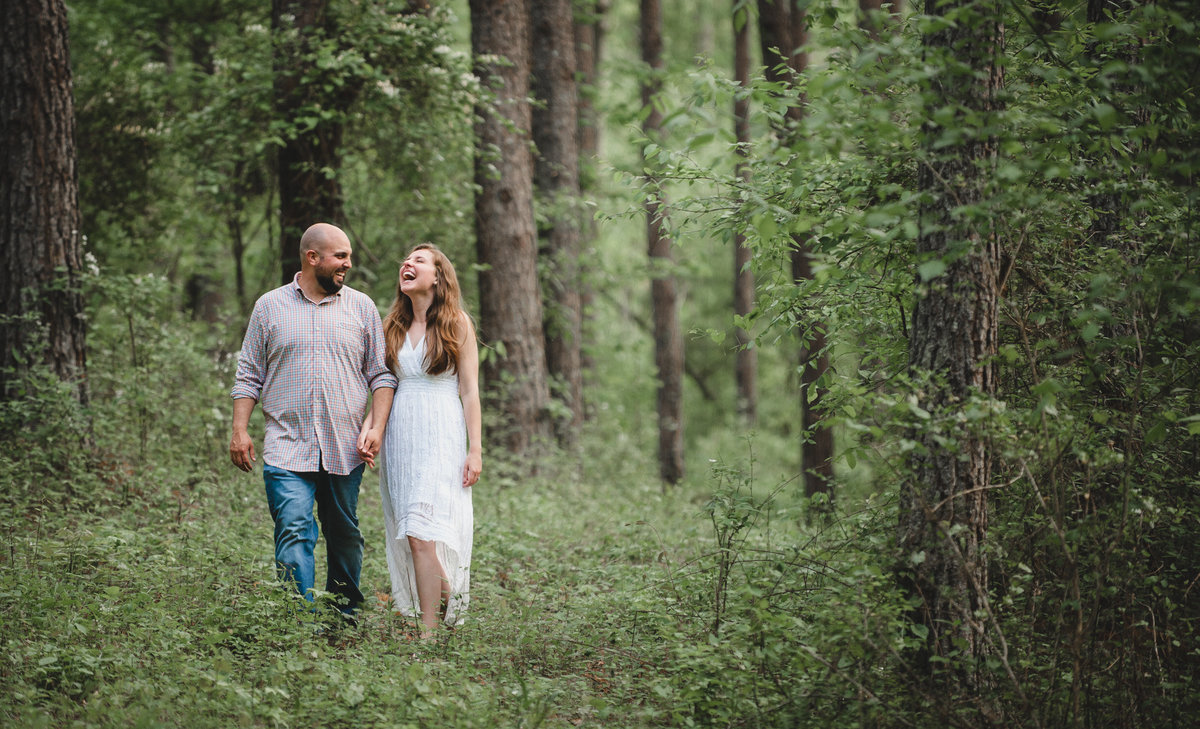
[0,446,742,728]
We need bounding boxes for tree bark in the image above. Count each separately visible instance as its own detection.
[898,0,1003,715]
[574,1,606,383]
[783,6,835,509]
[532,0,584,447]
[732,0,757,425]
[471,0,552,456]
[642,0,685,485]
[757,0,833,508]
[575,2,605,170]
[757,0,803,126]
[1,0,88,403]
[272,0,354,284]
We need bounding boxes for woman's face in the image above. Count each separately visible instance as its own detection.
[399,248,439,297]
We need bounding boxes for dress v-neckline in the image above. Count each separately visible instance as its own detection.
[405,332,425,351]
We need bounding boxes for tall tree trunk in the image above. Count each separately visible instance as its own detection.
[230,207,248,314]
[272,0,354,284]
[574,1,606,382]
[898,0,1003,717]
[471,0,552,457]
[642,0,685,485]
[757,0,833,508]
[732,0,757,424]
[575,2,605,168]
[532,0,584,447]
[1,0,88,404]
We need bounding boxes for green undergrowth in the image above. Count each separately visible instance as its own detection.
[0,467,624,727]
[0,281,901,727]
[1,411,898,728]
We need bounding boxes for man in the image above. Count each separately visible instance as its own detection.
[229,222,396,615]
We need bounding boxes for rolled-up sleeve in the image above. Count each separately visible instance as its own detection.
[231,299,267,401]
[362,302,398,392]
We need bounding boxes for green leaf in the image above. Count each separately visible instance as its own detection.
[688,131,715,149]
[908,401,931,420]
[918,259,946,282]
[997,161,1022,181]
[1093,103,1118,131]
[753,214,778,243]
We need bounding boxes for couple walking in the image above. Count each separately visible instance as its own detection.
[229,222,481,638]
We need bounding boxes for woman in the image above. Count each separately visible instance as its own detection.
[374,244,481,637]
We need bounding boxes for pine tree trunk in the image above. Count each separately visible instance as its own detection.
[898,0,1003,716]
[732,0,757,425]
[272,0,352,284]
[757,0,834,507]
[1,0,88,404]
[471,0,552,456]
[574,1,606,382]
[642,0,685,485]
[532,0,584,447]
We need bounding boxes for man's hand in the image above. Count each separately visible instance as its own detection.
[357,425,382,469]
[358,388,394,470]
[230,429,257,472]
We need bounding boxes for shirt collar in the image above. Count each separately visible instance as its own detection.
[292,272,342,304]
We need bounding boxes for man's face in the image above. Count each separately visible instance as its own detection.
[311,239,353,295]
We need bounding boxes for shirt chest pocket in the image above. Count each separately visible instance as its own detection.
[325,309,366,362]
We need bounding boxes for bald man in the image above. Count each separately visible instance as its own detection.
[230,223,396,617]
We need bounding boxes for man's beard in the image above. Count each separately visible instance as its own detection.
[316,269,344,294]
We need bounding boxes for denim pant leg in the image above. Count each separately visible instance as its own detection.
[315,464,365,613]
[263,464,318,601]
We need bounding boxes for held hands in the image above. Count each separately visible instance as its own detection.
[357,423,383,469]
[229,430,257,472]
[462,451,482,488]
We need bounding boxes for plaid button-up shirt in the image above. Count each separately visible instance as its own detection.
[231,276,398,475]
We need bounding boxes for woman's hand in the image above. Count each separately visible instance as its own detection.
[357,422,382,469]
[462,451,482,487]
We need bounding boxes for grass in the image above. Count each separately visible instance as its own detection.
[0,428,736,728]
[10,370,1192,728]
[3,294,862,728]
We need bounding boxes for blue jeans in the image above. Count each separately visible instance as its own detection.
[263,463,365,613]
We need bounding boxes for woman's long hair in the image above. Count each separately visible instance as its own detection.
[383,244,469,376]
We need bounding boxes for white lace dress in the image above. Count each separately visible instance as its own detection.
[379,334,473,624]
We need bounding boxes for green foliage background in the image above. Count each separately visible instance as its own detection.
[2,0,1199,727]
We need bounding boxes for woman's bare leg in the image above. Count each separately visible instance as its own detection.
[407,536,450,638]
